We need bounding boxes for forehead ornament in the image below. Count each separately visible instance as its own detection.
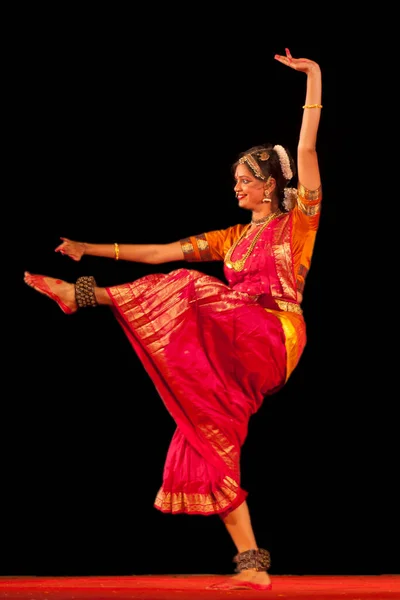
[238,153,266,180]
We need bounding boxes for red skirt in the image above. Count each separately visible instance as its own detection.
[107,268,287,516]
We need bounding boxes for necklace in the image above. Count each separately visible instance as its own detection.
[225,210,282,272]
[251,213,275,226]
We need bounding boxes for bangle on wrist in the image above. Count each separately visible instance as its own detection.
[303,104,323,109]
[114,243,119,260]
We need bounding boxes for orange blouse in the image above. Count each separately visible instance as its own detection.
[179,182,322,380]
[180,182,322,302]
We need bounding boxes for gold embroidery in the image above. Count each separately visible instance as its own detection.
[275,299,303,315]
[180,234,212,261]
[180,238,197,261]
[298,183,322,200]
[197,239,209,250]
[181,241,194,254]
[198,423,238,472]
[271,215,298,302]
[154,476,240,514]
[297,199,321,216]
[225,211,282,272]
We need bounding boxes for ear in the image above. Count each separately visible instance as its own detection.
[264,177,276,193]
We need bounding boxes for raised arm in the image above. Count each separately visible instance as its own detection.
[274,48,322,191]
[55,238,184,264]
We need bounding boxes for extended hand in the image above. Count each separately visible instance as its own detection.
[55,237,86,261]
[274,48,319,74]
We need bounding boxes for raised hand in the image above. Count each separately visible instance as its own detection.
[274,47,319,74]
[55,237,86,261]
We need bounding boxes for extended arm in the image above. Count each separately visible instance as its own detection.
[55,238,184,264]
[275,48,322,191]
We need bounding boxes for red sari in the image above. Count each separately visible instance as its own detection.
[106,184,321,516]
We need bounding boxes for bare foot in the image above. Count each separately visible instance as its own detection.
[230,568,271,587]
[208,569,272,591]
[24,272,77,314]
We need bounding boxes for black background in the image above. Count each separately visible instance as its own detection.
[5,10,398,578]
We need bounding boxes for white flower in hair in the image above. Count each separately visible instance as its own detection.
[283,187,297,211]
[273,145,293,181]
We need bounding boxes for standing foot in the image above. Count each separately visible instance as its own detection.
[207,569,272,591]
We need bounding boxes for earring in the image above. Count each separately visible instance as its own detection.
[262,193,271,203]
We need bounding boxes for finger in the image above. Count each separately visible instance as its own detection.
[274,54,290,66]
[285,47,292,59]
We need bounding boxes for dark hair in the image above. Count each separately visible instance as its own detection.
[233,144,296,212]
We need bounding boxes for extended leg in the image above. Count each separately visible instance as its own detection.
[24,272,112,313]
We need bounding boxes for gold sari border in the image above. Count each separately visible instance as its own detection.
[275,299,303,315]
[154,477,239,515]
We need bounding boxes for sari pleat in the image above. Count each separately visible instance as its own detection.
[107,268,287,516]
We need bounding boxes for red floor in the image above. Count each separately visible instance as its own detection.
[0,575,398,599]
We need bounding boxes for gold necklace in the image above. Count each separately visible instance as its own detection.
[251,214,274,226]
[225,210,282,272]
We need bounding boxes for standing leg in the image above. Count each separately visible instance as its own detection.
[215,500,272,589]
[222,501,258,553]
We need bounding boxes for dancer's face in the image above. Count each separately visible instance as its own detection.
[234,164,266,211]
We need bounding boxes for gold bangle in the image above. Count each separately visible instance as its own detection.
[114,242,119,261]
[303,104,323,109]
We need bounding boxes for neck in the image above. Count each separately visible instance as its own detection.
[251,209,277,226]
